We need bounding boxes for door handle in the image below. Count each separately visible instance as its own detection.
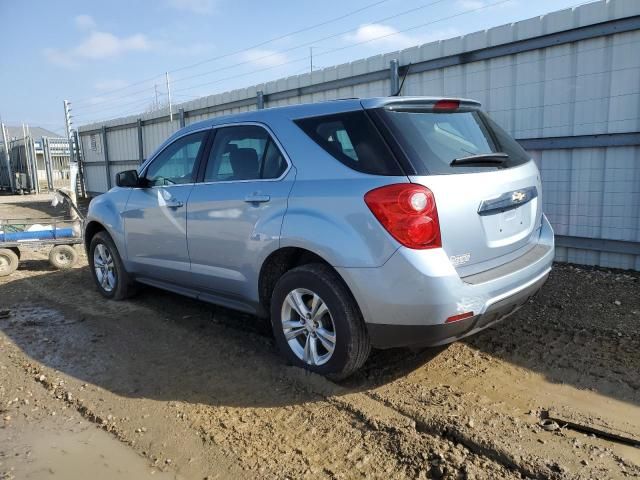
[165,200,184,208]
[244,194,271,203]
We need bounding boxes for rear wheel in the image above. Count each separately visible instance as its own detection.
[49,245,78,269]
[270,263,371,379]
[0,248,19,277]
[88,231,136,300]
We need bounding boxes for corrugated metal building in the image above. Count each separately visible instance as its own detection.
[78,0,640,270]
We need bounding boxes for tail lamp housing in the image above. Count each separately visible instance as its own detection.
[364,184,441,249]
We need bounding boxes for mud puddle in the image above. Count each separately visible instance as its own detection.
[1,424,175,480]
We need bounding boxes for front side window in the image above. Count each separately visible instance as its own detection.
[294,110,402,175]
[145,131,207,186]
[204,125,287,182]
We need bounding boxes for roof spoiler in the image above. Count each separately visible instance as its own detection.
[383,99,481,113]
[360,97,482,112]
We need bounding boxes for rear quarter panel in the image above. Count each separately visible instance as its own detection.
[281,176,406,267]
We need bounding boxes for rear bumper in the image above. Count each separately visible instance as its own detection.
[367,268,548,348]
[336,214,554,349]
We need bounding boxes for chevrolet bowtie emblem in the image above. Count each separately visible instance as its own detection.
[512,191,526,203]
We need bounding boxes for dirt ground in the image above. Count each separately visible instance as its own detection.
[1,193,639,480]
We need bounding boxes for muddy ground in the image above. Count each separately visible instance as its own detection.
[0,193,639,480]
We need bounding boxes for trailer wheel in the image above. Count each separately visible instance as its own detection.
[49,245,78,270]
[0,248,19,277]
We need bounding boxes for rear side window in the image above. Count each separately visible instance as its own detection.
[373,109,530,175]
[295,111,402,176]
[204,125,287,182]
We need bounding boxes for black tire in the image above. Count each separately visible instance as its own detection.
[270,263,371,380]
[49,244,78,270]
[0,248,19,277]
[88,231,137,300]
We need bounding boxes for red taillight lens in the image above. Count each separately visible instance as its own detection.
[433,99,460,111]
[364,184,441,249]
[446,311,475,323]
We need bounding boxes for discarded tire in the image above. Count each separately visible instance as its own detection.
[49,245,78,270]
[0,248,19,277]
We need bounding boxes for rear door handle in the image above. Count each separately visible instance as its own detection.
[165,200,184,208]
[244,194,271,203]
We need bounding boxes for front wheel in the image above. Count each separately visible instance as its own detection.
[270,263,371,380]
[88,231,136,300]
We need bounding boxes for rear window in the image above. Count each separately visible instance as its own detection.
[294,110,403,176]
[373,108,530,175]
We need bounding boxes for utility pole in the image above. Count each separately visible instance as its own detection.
[309,47,313,73]
[154,84,159,110]
[165,72,173,122]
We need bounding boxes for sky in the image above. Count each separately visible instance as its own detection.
[0,0,588,134]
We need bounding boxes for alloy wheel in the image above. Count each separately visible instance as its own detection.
[281,288,336,366]
[93,243,116,292]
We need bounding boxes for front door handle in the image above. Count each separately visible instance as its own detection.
[165,200,184,208]
[244,194,271,203]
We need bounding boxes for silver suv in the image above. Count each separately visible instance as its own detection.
[85,97,554,378]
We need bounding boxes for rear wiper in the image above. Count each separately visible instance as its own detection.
[450,153,509,166]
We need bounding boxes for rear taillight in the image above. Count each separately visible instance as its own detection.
[364,184,441,249]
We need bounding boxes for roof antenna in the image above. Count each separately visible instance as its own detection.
[393,62,412,97]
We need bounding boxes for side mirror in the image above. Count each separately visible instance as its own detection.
[116,170,142,188]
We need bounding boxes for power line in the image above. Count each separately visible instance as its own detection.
[77,0,506,122]
[170,0,450,86]
[73,74,165,106]
[171,0,511,96]
[74,0,451,112]
[73,0,394,106]
[168,0,394,75]
[76,0,453,114]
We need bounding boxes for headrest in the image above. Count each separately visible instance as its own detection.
[230,148,259,180]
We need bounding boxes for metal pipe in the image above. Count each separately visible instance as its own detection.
[166,72,173,123]
[102,125,111,190]
[389,59,399,96]
[1,122,13,191]
[256,90,265,110]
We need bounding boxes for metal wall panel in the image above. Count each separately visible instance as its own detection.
[77,0,640,269]
[106,127,138,162]
[83,163,108,194]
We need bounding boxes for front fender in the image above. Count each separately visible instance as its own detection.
[85,188,131,260]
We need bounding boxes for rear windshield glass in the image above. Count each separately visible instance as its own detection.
[294,110,403,176]
[374,108,530,175]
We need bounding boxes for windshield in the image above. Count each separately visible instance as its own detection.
[373,108,531,175]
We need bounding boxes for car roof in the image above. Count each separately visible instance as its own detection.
[181,96,481,133]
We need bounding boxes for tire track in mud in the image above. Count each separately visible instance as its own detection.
[2,264,520,479]
[3,259,639,479]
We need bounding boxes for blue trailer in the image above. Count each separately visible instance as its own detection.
[0,190,84,276]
